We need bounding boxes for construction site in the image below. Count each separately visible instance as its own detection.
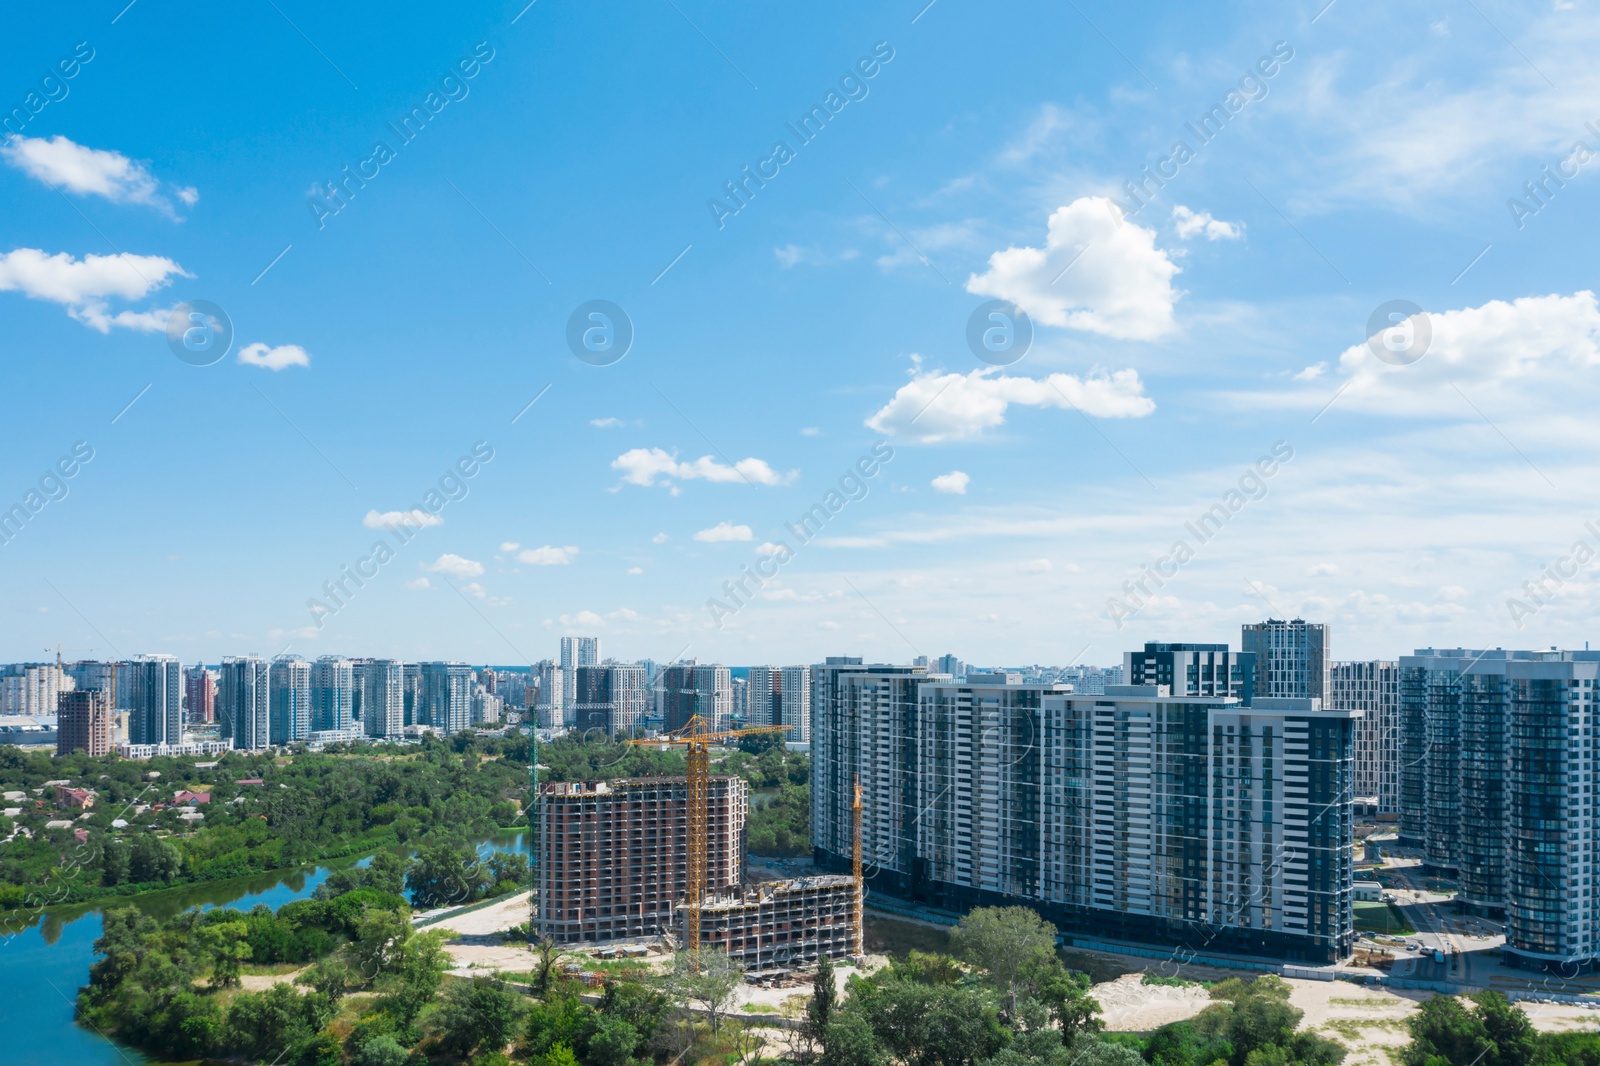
[533,716,863,974]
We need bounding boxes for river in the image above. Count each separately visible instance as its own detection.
[0,832,529,1066]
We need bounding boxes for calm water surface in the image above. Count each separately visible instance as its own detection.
[0,832,528,1066]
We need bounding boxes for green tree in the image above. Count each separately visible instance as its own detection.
[374,929,449,1026]
[352,1033,411,1066]
[352,906,412,983]
[667,948,743,1038]
[822,1012,887,1066]
[1402,995,1494,1066]
[435,975,526,1058]
[406,837,486,908]
[533,935,567,993]
[806,953,839,1050]
[846,973,1008,1066]
[1473,992,1538,1066]
[1017,955,1101,1038]
[950,906,1059,1012]
[196,919,252,988]
[585,1014,644,1066]
[129,835,183,883]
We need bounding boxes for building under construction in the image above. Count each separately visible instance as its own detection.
[536,775,748,944]
[688,874,857,972]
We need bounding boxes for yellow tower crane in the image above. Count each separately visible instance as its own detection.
[853,774,865,960]
[627,715,790,965]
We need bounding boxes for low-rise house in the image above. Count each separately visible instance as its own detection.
[54,785,96,810]
[173,790,211,805]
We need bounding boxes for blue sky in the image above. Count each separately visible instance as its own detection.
[3,0,1599,669]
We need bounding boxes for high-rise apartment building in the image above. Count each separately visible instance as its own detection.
[1125,642,1255,701]
[533,661,564,729]
[1,662,73,715]
[1242,619,1330,703]
[659,663,732,732]
[403,663,422,727]
[559,637,600,708]
[184,663,215,724]
[269,656,312,745]
[419,662,473,734]
[746,665,812,741]
[1399,647,1600,969]
[472,682,502,725]
[127,654,183,746]
[311,656,355,732]
[571,663,647,735]
[220,656,270,749]
[812,657,1357,963]
[58,689,112,756]
[1329,661,1399,817]
[536,775,748,943]
[360,659,404,739]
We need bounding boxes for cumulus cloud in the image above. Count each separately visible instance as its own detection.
[1172,205,1242,241]
[1018,558,1053,574]
[557,607,639,628]
[627,566,643,575]
[612,448,791,488]
[518,545,578,565]
[363,509,444,530]
[238,342,310,371]
[1311,291,1600,416]
[694,522,753,543]
[866,363,1155,443]
[651,532,669,544]
[500,541,520,552]
[402,577,431,590]
[965,196,1180,340]
[0,247,189,331]
[931,471,970,494]
[462,582,511,606]
[1,135,193,216]
[755,542,788,557]
[424,553,484,579]
[590,417,624,428]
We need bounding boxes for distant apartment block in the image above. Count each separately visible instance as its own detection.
[1329,660,1399,817]
[748,665,811,741]
[312,656,355,732]
[57,689,112,756]
[269,656,312,745]
[184,663,215,724]
[559,637,600,709]
[813,658,1356,963]
[2,662,72,716]
[128,654,183,746]
[1242,618,1329,703]
[360,659,404,739]
[220,656,270,750]
[420,661,473,734]
[536,775,747,944]
[534,661,564,729]
[572,664,647,735]
[1125,642,1255,701]
[659,663,733,732]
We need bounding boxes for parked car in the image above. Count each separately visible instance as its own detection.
[1407,942,1421,951]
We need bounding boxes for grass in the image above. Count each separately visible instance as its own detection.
[1354,901,1415,936]
[863,912,951,959]
[1141,973,1206,988]
[741,1003,779,1014]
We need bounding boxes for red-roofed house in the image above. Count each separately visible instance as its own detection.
[54,786,95,810]
[173,790,211,805]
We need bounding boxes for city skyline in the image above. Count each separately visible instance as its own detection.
[5,4,1600,666]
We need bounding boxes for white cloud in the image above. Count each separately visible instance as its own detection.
[965,197,1180,340]
[1,135,192,216]
[557,607,638,628]
[462,582,511,606]
[1307,562,1340,576]
[402,577,431,590]
[424,553,484,579]
[238,342,310,371]
[612,448,791,488]
[800,427,821,437]
[590,417,624,428]
[931,471,970,494]
[651,532,669,544]
[694,522,753,543]
[0,247,189,331]
[818,620,841,630]
[500,541,520,552]
[1282,291,1600,419]
[628,566,643,575]
[775,244,804,268]
[365,509,444,531]
[1018,558,1053,574]
[518,545,578,566]
[755,542,788,557]
[1172,205,1242,241]
[867,363,1155,443]
[1294,362,1327,381]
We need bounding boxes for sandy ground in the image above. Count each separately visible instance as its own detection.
[1092,974,1213,1031]
[437,891,541,976]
